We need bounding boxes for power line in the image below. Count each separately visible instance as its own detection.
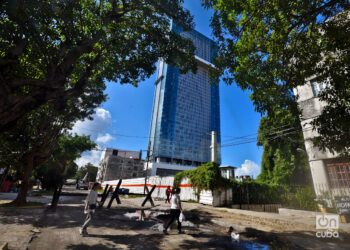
[88,126,311,155]
[74,122,302,144]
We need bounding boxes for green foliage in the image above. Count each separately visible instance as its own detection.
[231,179,318,211]
[30,190,53,197]
[65,163,78,179]
[205,0,350,154]
[0,201,45,208]
[256,111,312,186]
[186,199,197,203]
[75,163,98,182]
[174,162,229,195]
[34,134,96,190]
[231,179,281,204]
[122,194,144,199]
[0,0,197,131]
[281,186,318,211]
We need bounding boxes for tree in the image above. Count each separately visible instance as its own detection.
[75,163,99,182]
[0,0,197,132]
[65,163,78,180]
[0,80,105,205]
[35,134,96,190]
[45,134,96,210]
[256,110,312,186]
[204,0,350,154]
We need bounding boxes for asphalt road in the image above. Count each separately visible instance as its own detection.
[62,184,89,196]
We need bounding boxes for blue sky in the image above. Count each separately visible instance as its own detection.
[72,0,263,178]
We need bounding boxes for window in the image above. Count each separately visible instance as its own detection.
[327,161,350,188]
[112,150,118,156]
[311,80,329,97]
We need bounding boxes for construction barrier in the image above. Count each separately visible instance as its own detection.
[102,176,232,207]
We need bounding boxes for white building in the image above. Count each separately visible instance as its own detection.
[294,81,350,197]
[97,148,145,182]
[220,165,236,179]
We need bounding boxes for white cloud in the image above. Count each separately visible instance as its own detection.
[71,108,114,168]
[96,108,112,120]
[96,133,114,143]
[71,108,112,138]
[75,150,102,168]
[235,160,261,179]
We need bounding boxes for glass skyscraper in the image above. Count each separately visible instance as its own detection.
[147,24,221,174]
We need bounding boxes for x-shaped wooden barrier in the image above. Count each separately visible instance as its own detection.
[107,179,122,209]
[99,184,110,208]
[141,184,156,207]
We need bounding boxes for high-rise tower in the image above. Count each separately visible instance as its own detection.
[147,24,221,176]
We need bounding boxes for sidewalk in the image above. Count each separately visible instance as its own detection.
[210,206,350,233]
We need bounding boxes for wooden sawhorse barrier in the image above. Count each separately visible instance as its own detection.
[141,184,156,207]
[99,179,123,208]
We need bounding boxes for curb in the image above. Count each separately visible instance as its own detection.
[60,192,88,196]
[0,205,45,210]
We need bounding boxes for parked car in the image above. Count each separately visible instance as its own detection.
[118,188,129,195]
[76,179,89,190]
[65,179,76,185]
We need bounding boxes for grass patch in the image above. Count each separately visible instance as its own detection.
[30,190,53,197]
[121,194,144,198]
[0,201,45,209]
[220,209,228,212]
[186,199,197,203]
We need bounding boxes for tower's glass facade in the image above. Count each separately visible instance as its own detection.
[148,25,221,166]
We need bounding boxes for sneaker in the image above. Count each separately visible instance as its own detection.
[163,229,168,235]
[80,228,88,236]
[178,230,185,234]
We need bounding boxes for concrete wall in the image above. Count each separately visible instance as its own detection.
[97,156,145,182]
[102,176,232,207]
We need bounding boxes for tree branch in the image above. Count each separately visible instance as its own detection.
[10,79,49,89]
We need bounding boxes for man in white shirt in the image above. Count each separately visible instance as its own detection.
[163,187,183,234]
[80,182,100,236]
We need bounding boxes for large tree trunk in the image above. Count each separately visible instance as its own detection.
[49,163,67,212]
[49,181,63,212]
[13,154,34,206]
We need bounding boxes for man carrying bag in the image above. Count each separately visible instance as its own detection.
[80,182,100,236]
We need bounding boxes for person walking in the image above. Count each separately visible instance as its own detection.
[80,182,100,236]
[165,186,171,204]
[163,187,183,234]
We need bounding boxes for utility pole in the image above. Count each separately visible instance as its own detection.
[210,131,218,163]
[144,150,150,195]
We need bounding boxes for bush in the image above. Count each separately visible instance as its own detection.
[231,180,280,204]
[231,180,318,211]
[281,186,318,211]
[174,162,229,196]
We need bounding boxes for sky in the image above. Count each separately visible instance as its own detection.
[72,0,263,178]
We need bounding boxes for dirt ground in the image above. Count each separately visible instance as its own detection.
[1,193,349,250]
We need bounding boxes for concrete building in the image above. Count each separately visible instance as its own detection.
[146,23,221,176]
[294,81,350,197]
[97,148,145,182]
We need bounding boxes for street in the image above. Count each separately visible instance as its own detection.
[0,186,349,249]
